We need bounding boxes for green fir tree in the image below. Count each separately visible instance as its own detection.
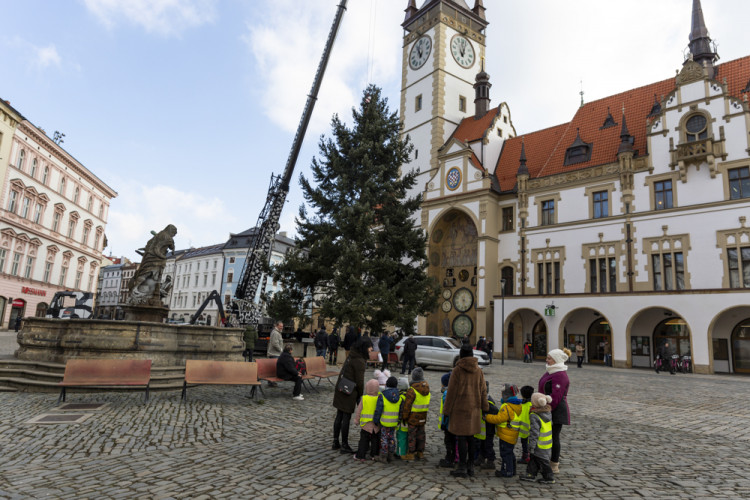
[272,85,439,333]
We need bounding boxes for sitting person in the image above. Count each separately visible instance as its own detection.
[276,343,304,401]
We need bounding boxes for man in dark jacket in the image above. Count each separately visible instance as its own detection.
[315,326,328,358]
[401,335,418,375]
[327,328,340,365]
[277,343,304,400]
[378,331,391,371]
[342,325,356,354]
[243,325,258,362]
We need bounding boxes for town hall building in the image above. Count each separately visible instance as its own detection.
[401,0,750,374]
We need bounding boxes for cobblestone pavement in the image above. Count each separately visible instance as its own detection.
[1,342,749,499]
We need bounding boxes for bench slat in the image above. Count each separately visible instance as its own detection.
[59,359,152,387]
[185,360,260,385]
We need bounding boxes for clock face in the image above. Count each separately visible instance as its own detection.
[453,314,473,337]
[442,289,452,300]
[453,287,474,312]
[450,35,475,68]
[409,35,432,70]
[458,269,469,282]
[441,300,452,313]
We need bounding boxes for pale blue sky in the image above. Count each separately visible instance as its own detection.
[2,0,747,260]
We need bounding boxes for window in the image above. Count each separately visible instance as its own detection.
[75,271,82,289]
[415,94,422,112]
[501,266,514,296]
[31,159,37,178]
[685,114,708,142]
[24,257,34,279]
[94,231,101,250]
[59,266,68,286]
[592,191,608,218]
[727,246,750,288]
[541,200,555,226]
[655,180,673,209]
[11,253,21,276]
[43,262,52,282]
[99,203,104,218]
[459,96,466,112]
[729,167,750,200]
[203,275,207,286]
[213,260,217,269]
[16,149,25,169]
[87,196,92,211]
[0,249,6,272]
[212,274,216,286]
[33,203,43,223]
[227,271,233,283]
[21,197,30,218]
[42,166,49,185]
[533,247,564,295]
[52,212,61,232]
[652,252,684,291]
[194,275,198,286]
[59,177,66,196]
[67,220,75,238]
[82,226,90,245]
[7,191,18,213]
[229,257,235,264]
[73,187,79,204]
[502,207,514,232]
[589,257,617,293]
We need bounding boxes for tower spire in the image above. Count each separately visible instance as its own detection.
[687,0,718,78]
[473,59,491,118]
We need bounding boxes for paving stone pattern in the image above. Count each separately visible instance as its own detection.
[0,348,748,499]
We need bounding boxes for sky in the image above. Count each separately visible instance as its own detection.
[2,0,748,261]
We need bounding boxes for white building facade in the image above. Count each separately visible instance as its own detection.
[402,0,750,374]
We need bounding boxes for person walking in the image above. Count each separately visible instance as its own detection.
[603,340,611,367]
[315,326,328,359]
[443,344,489,478]
[267,321,284,358]
[243,325,258,362]
[401,335,417,375]
[327,328,340,365]
[378,331,391,371]
[538,348,571,475]
[523,340,532,363]
[332,338,370,454]
[575,341,584,368]
[342,325,357,359]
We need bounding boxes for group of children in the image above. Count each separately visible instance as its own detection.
[352,366,556,485]
[352,367,431,463]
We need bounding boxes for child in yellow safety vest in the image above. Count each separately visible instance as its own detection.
[520,393,555,484]
[485,383,523,478]
[353,379,381,462]
[472,381,499,470]
[516,385,534,465]
[373,376,401,462]
[400,367,430,461]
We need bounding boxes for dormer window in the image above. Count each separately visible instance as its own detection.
[685,114,708,142]
[564,129,592,166]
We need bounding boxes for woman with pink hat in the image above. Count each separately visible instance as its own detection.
[537,347,571,474]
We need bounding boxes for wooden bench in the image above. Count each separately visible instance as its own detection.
[181,360,261,401]
[304,356,339,387]
[57,359,152,405]
[366,350,380,368]
[254,358,315,398]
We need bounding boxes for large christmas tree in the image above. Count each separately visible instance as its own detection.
[273,85,439,333]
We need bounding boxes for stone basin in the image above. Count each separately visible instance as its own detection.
[15,318,245,367]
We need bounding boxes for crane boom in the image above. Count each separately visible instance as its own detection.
[233,0,348,326]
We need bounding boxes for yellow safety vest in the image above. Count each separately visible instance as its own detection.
[517,402,532,439]
[536,415,553,450]
[379,394,401,428]
[360,394,378,427]
[499,403,523,431]
[411,390,431,412]
[473,400,497,440]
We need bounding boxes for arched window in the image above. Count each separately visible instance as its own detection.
[531,319,547,360]
[73,187,79,204]
[42,166,49,185]
[653,317,691,357]
[31,159,37,178]
[59,177,66,196]
[587,318,611,364]
[685,114,708,142]
[731,319,750,374]
[16,149,25,169]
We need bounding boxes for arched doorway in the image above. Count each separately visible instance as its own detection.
[427,210,478,340]
[8,298,26,329]
[731,319,750,374]
[653,317,691,359]
[587,318,612,365]
[35,302,48,317]
[532,319,547,360]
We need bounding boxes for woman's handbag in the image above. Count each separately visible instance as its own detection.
[336,358,355,395]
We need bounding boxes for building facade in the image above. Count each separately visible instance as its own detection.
[0,100,117,327]
[166,244,224,325]
[402,0,750,374]
[96,263,123,319]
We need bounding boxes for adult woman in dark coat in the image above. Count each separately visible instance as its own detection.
[537,347,571,474]
[332,338,370,453]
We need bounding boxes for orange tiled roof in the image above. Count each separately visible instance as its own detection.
[494,56,750,191]
[451,107,500,143]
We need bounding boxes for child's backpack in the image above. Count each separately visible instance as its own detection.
[295,358,307,375]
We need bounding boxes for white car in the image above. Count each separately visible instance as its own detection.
[394,335,490,369]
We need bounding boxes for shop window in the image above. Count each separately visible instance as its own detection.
[654,317,691,357]
[631,336,650,357]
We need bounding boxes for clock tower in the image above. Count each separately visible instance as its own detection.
[400,0,489,214]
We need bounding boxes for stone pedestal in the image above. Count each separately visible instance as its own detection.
[122,304,169,323]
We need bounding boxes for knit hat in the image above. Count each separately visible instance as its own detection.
[520,385,534,400]
[365,379,379,396]
[386,376,398,388]
[411,367,425,383]
[501,383,519,400]
[397,377,409,391]
[441,373,451,387]
[459,344,474,358]
[548,348,569,364]
[531,392,552,408]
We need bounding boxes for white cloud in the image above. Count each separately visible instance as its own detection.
[106,181,241,261]
[34,44,62,69]
[83,0,217,37]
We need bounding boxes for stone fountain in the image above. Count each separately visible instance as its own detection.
[15,225,244,366]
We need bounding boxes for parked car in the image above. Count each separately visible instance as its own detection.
[394,335,490,369]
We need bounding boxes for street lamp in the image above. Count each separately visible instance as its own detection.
[500,278,506,365]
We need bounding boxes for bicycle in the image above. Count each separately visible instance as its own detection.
[680,355,692,374]
[654,355,664,373]
[670,354,680,374]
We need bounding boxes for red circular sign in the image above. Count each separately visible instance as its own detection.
[11,299,25,307]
